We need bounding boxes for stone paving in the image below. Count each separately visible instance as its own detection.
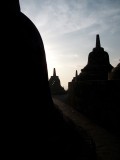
[53,97,120,160]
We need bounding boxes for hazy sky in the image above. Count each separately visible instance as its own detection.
[20,0,120,89]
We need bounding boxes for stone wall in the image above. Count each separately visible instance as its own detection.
[68,80,120,133]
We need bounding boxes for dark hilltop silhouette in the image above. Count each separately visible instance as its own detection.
[2,1,97,159]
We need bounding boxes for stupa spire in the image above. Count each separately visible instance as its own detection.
[53,68,56,76]
[96,34,101,48]
[75,70,78,77]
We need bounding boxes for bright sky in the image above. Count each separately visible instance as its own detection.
[20,0,120,90]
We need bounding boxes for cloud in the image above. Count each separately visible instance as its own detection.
[20,0,120,38]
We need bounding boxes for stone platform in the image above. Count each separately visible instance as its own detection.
[53,96,120,160]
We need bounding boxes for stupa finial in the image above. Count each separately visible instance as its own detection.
[96,34,101,48]
[75,70,78,77]
[53,68,56,76]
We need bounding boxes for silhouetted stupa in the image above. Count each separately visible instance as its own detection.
[49,68,66,95]
[78,34,113,80]
[68,70,78,96]
[68,35,120,133]
[3,2,92,159]
[72,70,78,82]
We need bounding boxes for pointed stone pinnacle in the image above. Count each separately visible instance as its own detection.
[53,68,56,76]
[96,34,101,48]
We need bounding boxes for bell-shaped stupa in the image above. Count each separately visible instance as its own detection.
[78,34,113,80]
[49,68,66,95]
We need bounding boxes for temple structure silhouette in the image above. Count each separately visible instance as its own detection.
[77,34,113,81]
[49,68,66,95]
[71,70,78,83]
[3,1,97,159]
[68,35,120,133]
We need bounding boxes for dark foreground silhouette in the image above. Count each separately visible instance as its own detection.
[2,1,96,159]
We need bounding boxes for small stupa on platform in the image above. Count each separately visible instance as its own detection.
[49,68,66,95]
